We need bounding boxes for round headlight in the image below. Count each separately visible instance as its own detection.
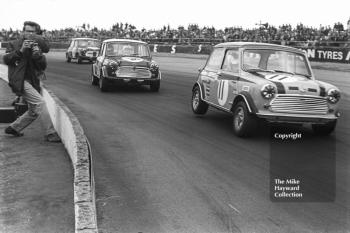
[327,88,340,104]
[150,62,159,72]
[261,84,276,99]
[103,59,118,66]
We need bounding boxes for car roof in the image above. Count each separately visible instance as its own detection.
[72,38,99,41]
[102,39,147,44]
[214,42,303,53]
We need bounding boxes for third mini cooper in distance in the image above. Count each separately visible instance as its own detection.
[191,42,341,137]
[66,38,101,63]
[91,39,161,92]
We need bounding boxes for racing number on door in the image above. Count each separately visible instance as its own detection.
[217,80,229,106]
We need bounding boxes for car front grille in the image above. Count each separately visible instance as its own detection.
[116,67,152,79]
[270,95,328,115]
[86,51,97,57]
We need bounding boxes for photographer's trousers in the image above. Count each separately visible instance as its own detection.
[10,80,55,135]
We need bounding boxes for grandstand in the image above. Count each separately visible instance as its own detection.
[1,20,349,48]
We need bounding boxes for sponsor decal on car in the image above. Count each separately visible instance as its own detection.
[217,80,229,106]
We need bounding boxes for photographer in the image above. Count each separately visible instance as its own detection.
[3,21,61,142]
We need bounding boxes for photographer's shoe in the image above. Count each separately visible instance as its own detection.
[5,126,24,137]
[45,132,61,143]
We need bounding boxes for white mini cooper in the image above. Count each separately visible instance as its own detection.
[191,42,341,137]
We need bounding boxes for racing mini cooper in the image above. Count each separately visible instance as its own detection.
[91,39,161,92]
[191,42,341,137]
[66,38,101,63]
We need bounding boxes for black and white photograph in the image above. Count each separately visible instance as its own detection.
[0,0,349,232]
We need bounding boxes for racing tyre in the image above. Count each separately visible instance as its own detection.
[91,67,98,86]
[191,85,208,115]
[232,101,257,137]
[99,72,109,92]
[312,120,337,135]
[150,80,160,92]
[66,54,71,63]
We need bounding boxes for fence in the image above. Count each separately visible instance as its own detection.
[1,40,350,63]
[147,44,350,63]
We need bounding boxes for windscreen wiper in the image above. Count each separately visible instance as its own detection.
[273,69,295,75]
[245,68,274,73]
[129,53,141,57]
[294,72,312,78]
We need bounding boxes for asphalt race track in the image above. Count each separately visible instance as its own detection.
[42,52,349,232]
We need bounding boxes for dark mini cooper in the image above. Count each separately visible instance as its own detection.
[192,42,341,137]
[66,38,101,63]
[91,39,161,92]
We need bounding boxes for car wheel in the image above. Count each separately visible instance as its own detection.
[91,67,98,86]
[232,101,257,137]
[150,80,160,92]
[77,58,82,64]
[191,85,208,115]
[312,120,337,135]
[99,71,109,92]
[66,53,71,63]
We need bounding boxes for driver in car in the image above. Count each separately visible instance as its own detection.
[122,45,134,55]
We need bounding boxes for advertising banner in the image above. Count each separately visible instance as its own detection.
[300,48,350,64]
[1,40,349,64]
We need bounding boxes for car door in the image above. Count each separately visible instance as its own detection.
[72,40,78,59]
[215,48,240,109]
[95,43,106,78]
[67,40,74,57]
[200,47,225,103]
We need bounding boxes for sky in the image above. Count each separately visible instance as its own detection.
[0,0,349,31]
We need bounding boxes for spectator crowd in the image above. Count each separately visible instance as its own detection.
[1,19,350,47]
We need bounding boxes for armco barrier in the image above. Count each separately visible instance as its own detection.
[149,44,212,55]
[2,40,350,63]
[0,41,69,49]
[149,44,350,63]
[0,64,98,233]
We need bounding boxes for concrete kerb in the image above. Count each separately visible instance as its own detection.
[0,64,98,233]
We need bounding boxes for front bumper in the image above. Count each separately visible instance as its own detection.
[78,55,97,61]
[256,112,338,124]
[104,77,160,85]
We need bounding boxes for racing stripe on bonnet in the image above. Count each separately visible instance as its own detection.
[273,81,286,94]
[319,85,326,97]
[258,73,286,94]
[278,76,288,81]
[268,74,279,80]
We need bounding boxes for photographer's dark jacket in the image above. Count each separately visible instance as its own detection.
[3,36,50,95]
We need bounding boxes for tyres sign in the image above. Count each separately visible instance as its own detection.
[301,48,350,63]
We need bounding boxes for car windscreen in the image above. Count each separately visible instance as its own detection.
[78,40,101,48]
[243,49,311,78]
[105,43,150,57]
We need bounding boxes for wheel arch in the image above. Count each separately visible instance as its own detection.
[231,91,258,114]
[192,82,206,100]
[92,64,97,77]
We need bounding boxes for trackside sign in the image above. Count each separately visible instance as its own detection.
[300,48,350,63]
[1,41,349,63]
[149,44,350,63]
